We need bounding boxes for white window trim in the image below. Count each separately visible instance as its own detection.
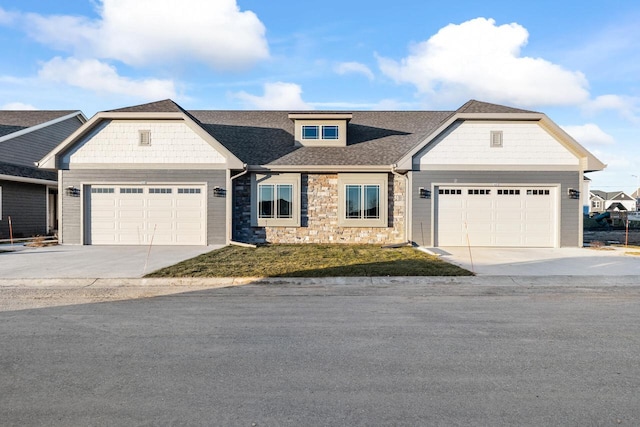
[337,173,388,227]
[251,173,301,227]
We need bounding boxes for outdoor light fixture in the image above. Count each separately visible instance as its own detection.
[65,186,80,197]
[568,188,580,199]
[419,187,431,199]
[213,186,226,197]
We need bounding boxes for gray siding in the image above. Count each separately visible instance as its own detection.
[411,170,581,247]
[2,116,84,167]
[61,169,227,245]
[0,179,47,238]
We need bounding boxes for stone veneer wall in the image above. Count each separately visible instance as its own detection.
[233,173,406,244]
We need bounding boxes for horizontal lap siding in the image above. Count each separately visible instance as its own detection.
[411,171,580,247]
[0,180,47,238]
[61,169,226,245]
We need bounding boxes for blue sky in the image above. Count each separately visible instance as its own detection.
[1,0,639,192]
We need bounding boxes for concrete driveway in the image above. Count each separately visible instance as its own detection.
[434,246,640,276]
[0,245,220,279]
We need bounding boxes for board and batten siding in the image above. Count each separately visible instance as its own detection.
[62,120,227,167]
[0,180,47,238]
[411,171,581,247]
[414,121,579,167]
[2,116,85,168]
[60,170,226,245]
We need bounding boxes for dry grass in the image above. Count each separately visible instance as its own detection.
[146,244,473,278]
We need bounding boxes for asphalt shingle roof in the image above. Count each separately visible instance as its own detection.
[0,162,57,181]
[102,99,538,166]
[0,111,77,138]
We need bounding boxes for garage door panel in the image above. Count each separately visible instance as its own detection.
[88,185,206,245]
[435,186,556,247]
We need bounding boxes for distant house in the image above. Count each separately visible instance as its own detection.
[39,99,604,248]
[589,190,636,214]
[0,110,86,239]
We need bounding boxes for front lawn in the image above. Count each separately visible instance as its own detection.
[146,244,472,277]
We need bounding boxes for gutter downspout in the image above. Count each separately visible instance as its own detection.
[391,164,411,245]
[227,164,249,245]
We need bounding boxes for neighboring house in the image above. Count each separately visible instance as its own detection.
[0,110,86,239]
[589,190,636,214]
[632,188,640,211]
[38,99,605,248]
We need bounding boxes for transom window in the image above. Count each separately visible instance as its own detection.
[149,188,172,194]
[345,184,380,220]
[302,125,339,140]
[527,189,550,195]
[439,189,462,195]
[468,189,491,195]
[91,187,114,194]
[497,189,520,195]
[178,188,201,194]
[120,188,143,194]
[258,184,293,219]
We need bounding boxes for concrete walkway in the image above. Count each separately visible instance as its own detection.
[432,246,640,276]
[0,244,220,279]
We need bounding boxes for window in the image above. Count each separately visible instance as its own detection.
[498,189,520,195]
[345,185,380,219]
[439,189,462,195]
[338,173,388,227]
[527,189,550,195]
[91,187,114,194]
[490,130,503,147]
[120,188,143,194]
[302,125,319,139]
[258,184,293,219]
[139,130,151,146]
[149,188,172,194]
[301,125,339,140]
[468,189,491,195]
[322,125,339,139]
[251,173,301,227]
[178,188,201,194]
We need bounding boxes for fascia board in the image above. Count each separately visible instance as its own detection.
[539,115,606,172]
[0,111,86,145]
[250,164,396,173]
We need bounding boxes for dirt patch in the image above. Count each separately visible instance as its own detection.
[584,229,640,246]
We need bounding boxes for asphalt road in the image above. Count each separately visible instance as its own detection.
[1,281,639,426]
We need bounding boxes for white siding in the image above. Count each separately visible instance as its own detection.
[418,121,578,167]
[65,120,226,165]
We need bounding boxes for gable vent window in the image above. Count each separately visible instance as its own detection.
[490,130,503,148]
[139,130,151,146]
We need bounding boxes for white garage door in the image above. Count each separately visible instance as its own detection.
[435,186,557,247]
[87,185,206,245]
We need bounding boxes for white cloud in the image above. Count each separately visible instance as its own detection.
[38,57,176,100]
[233,82,312,110]
[562,123,615,147]
[377,17,590,107]
[0,6,17,24]
[24,0,269,71]
[335,62,374,80]
[1,102,37,110]
[585,95,640,123]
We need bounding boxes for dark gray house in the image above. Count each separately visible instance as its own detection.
[39,99,605,247]
[1,110,86,239]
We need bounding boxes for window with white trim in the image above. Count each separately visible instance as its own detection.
[301,125,339,140]
[251,173,300,227]
[338,173,388,227]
